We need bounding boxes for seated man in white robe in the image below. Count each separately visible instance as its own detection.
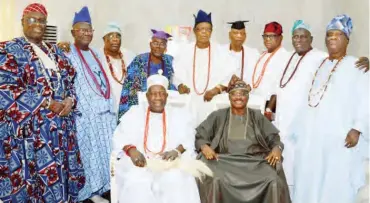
[112,71,202,203]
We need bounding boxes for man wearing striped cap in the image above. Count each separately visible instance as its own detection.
[292,14,369,203]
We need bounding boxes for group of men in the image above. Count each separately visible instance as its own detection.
[0,2,368,203]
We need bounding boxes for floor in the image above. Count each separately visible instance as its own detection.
[81,191,111,203]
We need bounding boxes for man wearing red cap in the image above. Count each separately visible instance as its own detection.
[0,3,85,202]
[245,22,290,121]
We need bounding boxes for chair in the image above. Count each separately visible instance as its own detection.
[110,91,191,203]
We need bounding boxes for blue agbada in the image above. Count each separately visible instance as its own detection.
[117,53,176,120]
[0,37,85,202]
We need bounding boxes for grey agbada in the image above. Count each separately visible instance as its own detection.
[195,107,291,203]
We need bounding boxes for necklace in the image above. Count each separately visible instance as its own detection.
[227,108,249,139]
[229,45,245,80]
[75,45,111,99]
[147,53,164,77]
[104,50,126,85]
[192,44,211,95]
[29,40,62,92]
[279,49,312,88]
[252,46,281,89]
[143,108,167,154]
[308,56,345,107]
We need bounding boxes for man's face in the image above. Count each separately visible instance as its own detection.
[104,32,121,52]
[72,22,94,47]
[292,28,313,54]
[22,12,47,43]
[146,85,168,113]
[325,30,348,54]
[229,89,249,109]
[149,37,167,57]
[229,28,246,46]
[194,22,212,44]
[263,32,282,51]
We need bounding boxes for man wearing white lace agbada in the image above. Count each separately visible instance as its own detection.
[112,70,204,203]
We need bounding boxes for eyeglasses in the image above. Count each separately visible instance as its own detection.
[73,29,94,35]
[326,32,344,38]
[151,41,167,48]
[106,33,121,40]
[195,27,212,33]
[25,17,47,25]
[292,35,309,40]
[262,34,279,40]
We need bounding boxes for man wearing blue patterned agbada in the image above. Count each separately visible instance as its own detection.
[0,3,85,202]
[65,6,115,203]
[117,29,176,120]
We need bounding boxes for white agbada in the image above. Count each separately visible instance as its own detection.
[244,47,290,111]
[112,105,200,203]
[293,56,369,203]
[219,44,262,109]
[171,42,233,125]
[101,48,135,114]
[273,48,327,190]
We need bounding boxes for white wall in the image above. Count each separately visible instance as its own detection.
[3,0,369,56]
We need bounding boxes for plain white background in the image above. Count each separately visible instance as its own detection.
[1,0,368,56]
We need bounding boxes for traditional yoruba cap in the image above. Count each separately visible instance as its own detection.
[73,6,91,25]
[326,14,353,38]
[23,3,48,17]
[147,69,169,90]
[227,20,249,30]
[291,20,311,34]
[103,22,121,37]
[264,21,283,35]
[194,9,212,27]
[151,29,172,40]
[228,80,251,93]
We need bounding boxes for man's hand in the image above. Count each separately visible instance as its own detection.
[204,88,219,102]
[128,148,146,167]
[57,42,71,53]
[59,97,73,117]
[264,111,273,121]
[227,74,241,92]
[161,150,180,161]
[48,100,65,114]
[178,84,190,94]
[355,57,369,73]
[201,145,218,160]
[265,146,282,167]
[345,129,361,148]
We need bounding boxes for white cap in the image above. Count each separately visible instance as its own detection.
[103,22,121,37]
[147,69,169,90]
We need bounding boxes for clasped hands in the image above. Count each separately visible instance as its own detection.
[42,97,73,117]
[128,148,180,167]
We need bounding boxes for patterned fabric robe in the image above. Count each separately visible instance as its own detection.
[0,37,85,203]
[117,53,176,120]
[66,45,116,201]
